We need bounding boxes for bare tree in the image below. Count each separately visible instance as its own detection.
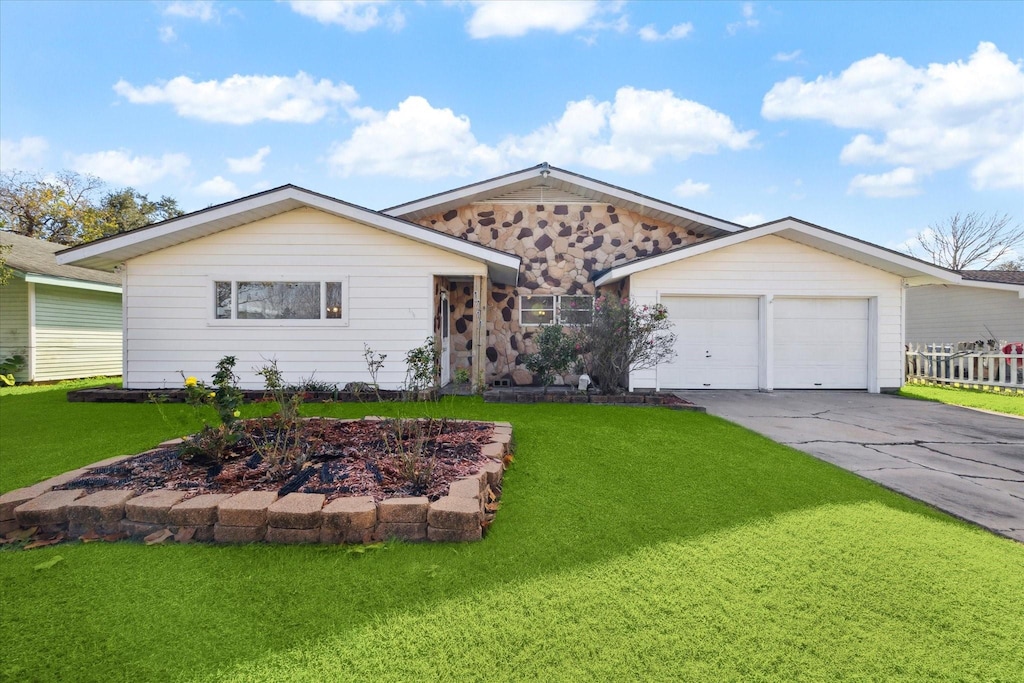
[994,256,1024,272]
[909,212,1024,271]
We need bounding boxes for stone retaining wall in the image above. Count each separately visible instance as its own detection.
[1,421,511,545]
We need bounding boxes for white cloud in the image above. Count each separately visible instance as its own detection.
[970,134,1024,190]
[763,42,1024,192]
[0,136,49,170]
[70,149,190,186]
[163,1,217,22]
[847,167,921,198]
[226,146,271,174]
[196,175,240,197]
[638,22,693,42]
[158,25,177,43]
[733,212,765,226]
[114,72,358,124]
[287,1,405,32]
[727,2,759,35]
[328,96,502,179]
[502,87,756,172]
[673,179,710,198]
[773,49,801,62]
[466,1,619,39]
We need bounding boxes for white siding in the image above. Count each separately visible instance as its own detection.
[629,235,904,392]
[123,207,487,389]
[906,284,1024,343]
[0,276,30,382]
[33,284,123,381]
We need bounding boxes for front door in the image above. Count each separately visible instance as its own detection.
[439,291,451,386]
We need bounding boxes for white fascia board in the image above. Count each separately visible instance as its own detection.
[954,279,1024,298]
[24,273,121,294]
[545,169,741,234]
[56,186,520,278]
[595,218,966,287]
[382,168,543,217]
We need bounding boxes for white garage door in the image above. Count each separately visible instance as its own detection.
[773,298,868,389]
[660,296,759,389]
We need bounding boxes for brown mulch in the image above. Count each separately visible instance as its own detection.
[56,418,495,503]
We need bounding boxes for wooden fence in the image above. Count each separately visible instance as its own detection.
[905,342,1024,391]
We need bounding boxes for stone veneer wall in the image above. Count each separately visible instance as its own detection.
[419,203,709,385]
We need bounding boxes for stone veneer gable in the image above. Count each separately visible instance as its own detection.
[415,202,710,384]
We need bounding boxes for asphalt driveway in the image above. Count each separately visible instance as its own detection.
[674,390,1024,543]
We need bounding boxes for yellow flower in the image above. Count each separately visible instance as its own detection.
[209,391,216,398]
[184,376,198,387]
[233,410,241,417]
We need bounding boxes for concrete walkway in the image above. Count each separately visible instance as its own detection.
[674,390,1024,543]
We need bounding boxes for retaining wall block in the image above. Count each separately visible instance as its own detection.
[214,523,267,543]
[217,491,279,527]
[378,497,429,523]
[168,494,234,527]
[375,522,427,542]
[266,526,321,544]
[126,490,188,524]
[66,490,135,531]
[428,496,482,531]
[268,493,325,530]
[14,489,85,527]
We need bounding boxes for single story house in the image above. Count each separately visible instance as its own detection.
[1,231,123,382]
[56,163,1006,393]
[906,270,1024,344]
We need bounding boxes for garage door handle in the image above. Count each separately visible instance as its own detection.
[705,352,712,358]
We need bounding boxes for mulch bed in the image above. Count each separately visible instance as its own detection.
[55,418,495,503]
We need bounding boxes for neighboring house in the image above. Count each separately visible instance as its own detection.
[906,270,1024,344]
[0,232,123,382]
[56,164,1004,393]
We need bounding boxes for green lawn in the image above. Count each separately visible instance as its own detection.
[1,384,1022,682]
[900,382,1024,416]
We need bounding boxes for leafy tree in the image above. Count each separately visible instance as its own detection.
[522,324,577,390]
[0,243,12,285]
[909,212,1024,271]
[0,169,183,245]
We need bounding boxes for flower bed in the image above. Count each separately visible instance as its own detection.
[0,418,512,546]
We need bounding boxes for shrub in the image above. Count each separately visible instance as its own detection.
[573,296,677,394]
[179,356,245,465]
[402,336,438,398]
[522,324,576,390]
[251,359,309,479]
[0,354,25,387]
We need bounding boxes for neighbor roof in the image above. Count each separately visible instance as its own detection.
[961,270,1024,286]
[56,185,522,285]
[383,163,743,237]
[1,231,121,287]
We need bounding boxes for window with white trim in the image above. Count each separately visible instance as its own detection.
[519,294,594,326]
[214,281,346,321]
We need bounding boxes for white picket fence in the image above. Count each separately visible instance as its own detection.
[906,342,1024,391]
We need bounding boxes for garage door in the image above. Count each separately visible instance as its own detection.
[660,296,759,389]
[773,298,868,389]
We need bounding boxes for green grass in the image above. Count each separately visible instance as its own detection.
[900,382,1024,416]
[1,386,1022,682]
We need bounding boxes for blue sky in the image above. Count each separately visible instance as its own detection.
[1,1,1022,251]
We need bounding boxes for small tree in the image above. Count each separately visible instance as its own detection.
[521,324,576,390]
[910,212,1023,271]
[574,296,676,394]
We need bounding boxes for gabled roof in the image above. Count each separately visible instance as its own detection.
[594,217,969,287]
[1,231,121,290]
[383,163,743,237]
[56,185,522,285]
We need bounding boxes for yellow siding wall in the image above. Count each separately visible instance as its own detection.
[33,284,123,381]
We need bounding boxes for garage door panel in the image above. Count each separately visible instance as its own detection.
[661,296,759,389]
[773,298,868,389]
